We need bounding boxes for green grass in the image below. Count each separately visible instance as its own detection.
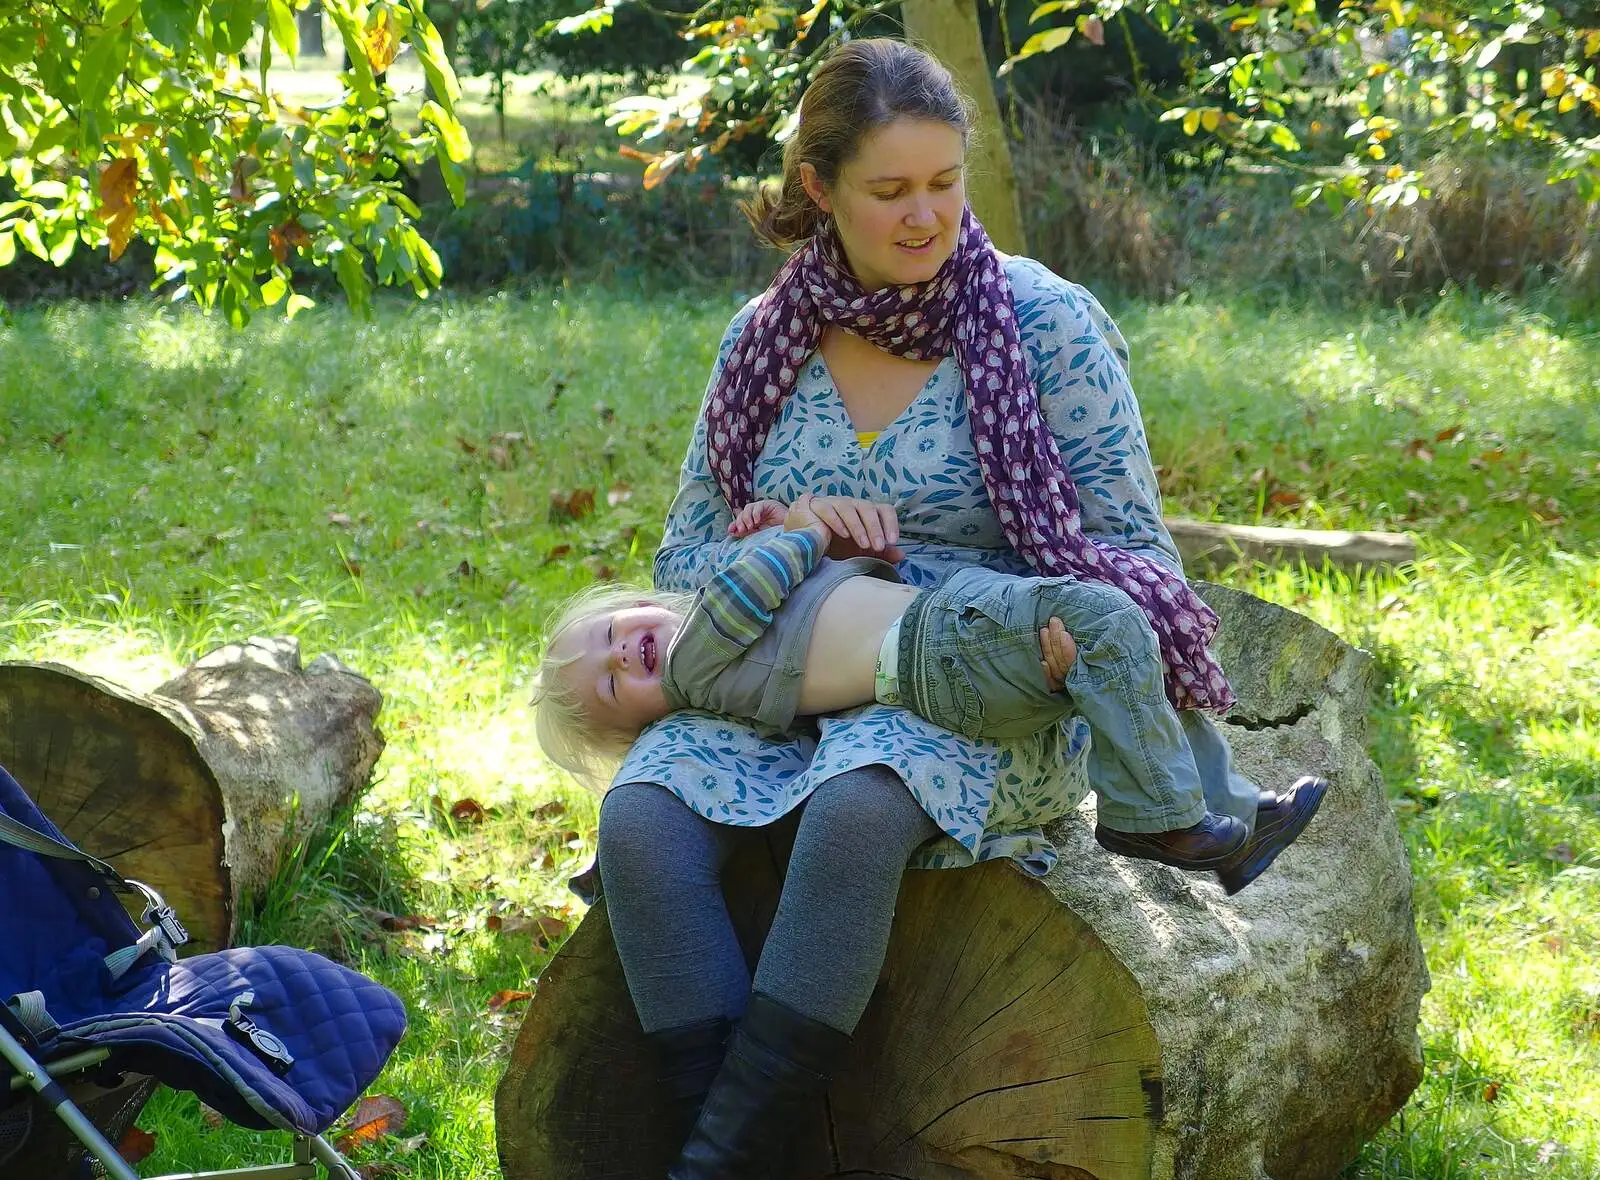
[1,288,1597,1177]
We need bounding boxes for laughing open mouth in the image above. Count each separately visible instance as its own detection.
[641,631,658,674]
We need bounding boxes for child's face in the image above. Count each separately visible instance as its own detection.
[554,605,681,736]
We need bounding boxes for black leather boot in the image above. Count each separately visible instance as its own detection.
[645,1015,734,1150]
[667,992,850,1179]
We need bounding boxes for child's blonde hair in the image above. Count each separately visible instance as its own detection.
[531,580,697,789]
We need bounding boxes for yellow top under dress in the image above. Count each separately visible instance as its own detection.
[855,430,880,450]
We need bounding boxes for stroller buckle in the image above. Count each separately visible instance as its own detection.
[145,903,190,950]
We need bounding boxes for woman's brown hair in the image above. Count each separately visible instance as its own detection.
[741,38,975,250]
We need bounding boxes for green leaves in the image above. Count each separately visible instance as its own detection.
[1,0,467,319]
[266,0,299,59]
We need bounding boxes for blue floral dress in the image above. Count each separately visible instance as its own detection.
[612,257,1184,877]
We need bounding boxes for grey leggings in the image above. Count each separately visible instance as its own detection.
[597,765,941,1036]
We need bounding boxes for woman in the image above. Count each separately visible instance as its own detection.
[591,37,1324,1179]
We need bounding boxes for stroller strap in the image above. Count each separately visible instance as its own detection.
[5,991,59,1043]
[0,810,190,964]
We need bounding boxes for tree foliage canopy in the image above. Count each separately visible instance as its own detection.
[559,0,1600,210]
[0,0,469,322]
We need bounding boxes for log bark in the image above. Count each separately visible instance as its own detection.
[495,587,1428,1179]
[0,636,384,951]
[1164,518,1417,574]
[902,0,1027,255]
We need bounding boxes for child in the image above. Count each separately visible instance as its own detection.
[535,494,1247,868]
[535,494,1251,871]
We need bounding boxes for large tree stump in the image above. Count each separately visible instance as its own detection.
[495,587,1429,1179]
[0,636,384,951]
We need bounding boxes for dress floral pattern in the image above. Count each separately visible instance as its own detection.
[612,256,1183,876]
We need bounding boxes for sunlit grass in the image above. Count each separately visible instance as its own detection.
[1,288,1596,1177]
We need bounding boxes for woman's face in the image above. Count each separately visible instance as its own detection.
[802,117,967,291]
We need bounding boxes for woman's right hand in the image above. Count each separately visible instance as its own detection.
[804,495,904,561]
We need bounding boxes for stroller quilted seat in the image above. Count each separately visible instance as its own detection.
[0,762,408,1137]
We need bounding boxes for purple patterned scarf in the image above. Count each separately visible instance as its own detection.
[706,207,1235,713]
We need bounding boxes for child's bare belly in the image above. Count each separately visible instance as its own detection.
[796,577,922,715]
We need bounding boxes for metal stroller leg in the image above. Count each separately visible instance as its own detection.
[306,1134,362,1180]
[0,1021,140,1180]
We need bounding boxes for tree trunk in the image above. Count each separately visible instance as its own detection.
[902,0,1027,256]
[1163,518,1417,573]
[495,587,1428,1179]
[296,0,325,57]
[0,637,385,952]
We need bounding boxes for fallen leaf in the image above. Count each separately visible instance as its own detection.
[335,1095,408,1152]
[341,554,363,578]
[1268,489,1303,508]
[607,482,634,507]
[1482,1080,1501,1103]
[200,1103,226,1130]
[356,1163,409,1179]
[456,436,478,455]
[1546,843,1576,864]
[1434,424,1464,442]
[532,801,567,820]
[581,555,615,580]
[543,544,572,564]
[549,487,596,523]
[535,915,569,942]
[488,444,513,469]
[1078,14,1105,44]
[1403,439,1435,462]
[487,989,535,1012]
[328,511,354,527]
[118,1127,157,1164]
[450,798,487,824]
[373,910,426,932]
[1543,934,1566,953]
[486,914,503,932]
[453,558,478,580]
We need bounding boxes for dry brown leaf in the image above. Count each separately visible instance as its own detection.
[1435,424,1464,442]
[487,989,535,1012]
[549,487,597,523]
[1482,1080,1501,1103]
[542,544,572,564]
[118,1127,157,1164]
[450,798,487,824]
[335,1095,408,1152]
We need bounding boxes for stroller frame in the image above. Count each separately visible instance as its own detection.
[0,805,369,1180]
[2,1017,360,1179]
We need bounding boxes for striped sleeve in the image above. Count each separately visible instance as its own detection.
[701,527,827,650]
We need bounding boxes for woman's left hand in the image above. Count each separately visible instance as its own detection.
[807,495,904,561]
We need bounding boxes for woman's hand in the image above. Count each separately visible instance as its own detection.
[806,495,904,561]
[728,499,789,537]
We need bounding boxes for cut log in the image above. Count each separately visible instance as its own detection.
[495,586,1429,1180]
[1164,517,1417,573]
[0,637,384,951]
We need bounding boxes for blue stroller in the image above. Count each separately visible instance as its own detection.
[0,762,408,1179]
